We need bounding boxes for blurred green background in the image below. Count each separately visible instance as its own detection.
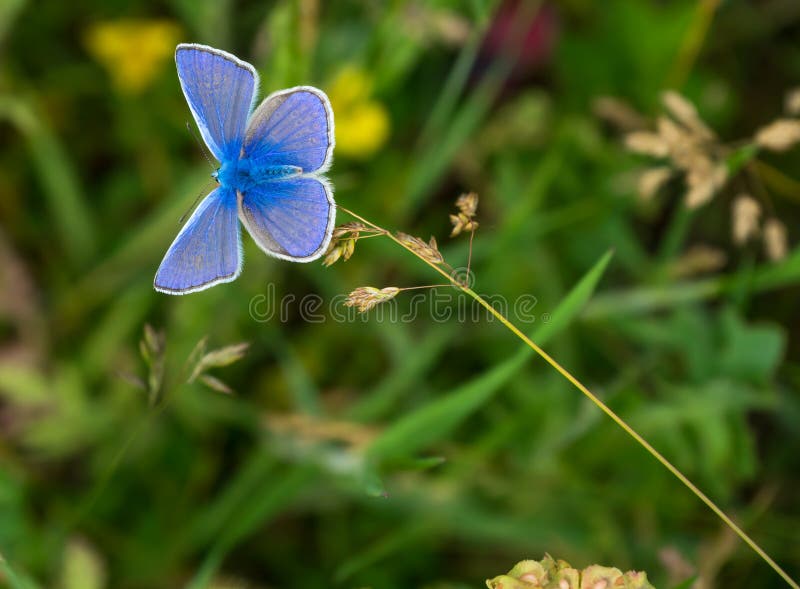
[1,0,800,587]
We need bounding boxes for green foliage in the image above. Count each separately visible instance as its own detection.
[1,1,800,588]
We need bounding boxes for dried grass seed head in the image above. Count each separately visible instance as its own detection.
[344,286,400,313]
[395,232,444,264]
[623,92,729,209]
[324,221,382,266]
[455,192,479,218]
[450,192,480,237]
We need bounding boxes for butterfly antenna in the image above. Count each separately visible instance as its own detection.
[186,121,216,171]
[179,180,215,225]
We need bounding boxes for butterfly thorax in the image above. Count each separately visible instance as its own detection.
[213,158,303,192]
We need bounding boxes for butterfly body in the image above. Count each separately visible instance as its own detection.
[154,44,335,295]
[212,160,303,192]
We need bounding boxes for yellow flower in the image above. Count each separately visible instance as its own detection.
[85,19,181,94]
[327,66,390,159]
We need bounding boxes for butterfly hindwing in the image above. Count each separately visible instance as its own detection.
[243,87,334,174]
[175,44,257,162]
[154,187,242,294]
[238,176,335,262]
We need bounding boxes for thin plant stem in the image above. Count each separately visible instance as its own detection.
[753,159,800,204]
[466,226,476,279]
[337,205,799,589]
[667,0,722,89]
[351,232,385,240]
[399,284,450,291]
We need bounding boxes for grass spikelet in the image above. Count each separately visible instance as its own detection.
[685,162,727,209]
[754,119,800,152]
[624,131,670,157]
[732,194,761,245]
[785,87,800,115]
[344,286,400,312]
[637,166,672,200]
[455,191,478,217]
[669,244,727,278]
[395,232,444,264]
[449,213,479,237]
[324,221,383,266]
[139,324,166,405]
[188,342,249,384]
[592,96,647,132]
[662,90,714,140]
[450,192,480,236]
[621,94,730,210]
[764,218,788,261]
[198,374,234,395]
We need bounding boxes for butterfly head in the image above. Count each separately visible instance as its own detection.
[212,159,241,188]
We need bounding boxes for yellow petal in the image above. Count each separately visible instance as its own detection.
[335,101,390,158]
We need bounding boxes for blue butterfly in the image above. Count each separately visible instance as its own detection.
[154,43,336,294]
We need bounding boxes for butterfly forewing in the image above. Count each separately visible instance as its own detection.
[175,44,257,162]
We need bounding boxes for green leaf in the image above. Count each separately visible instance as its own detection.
[0,364,50,404]
[718,308,785,383]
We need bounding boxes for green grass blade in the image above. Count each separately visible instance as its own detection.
[0,553,42,589]
[347,326,454,422]
[584,246,800,319]
[366,250,614,462]
[334,521,430,582]
[186,465,316,589]
[0,96,96,266]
